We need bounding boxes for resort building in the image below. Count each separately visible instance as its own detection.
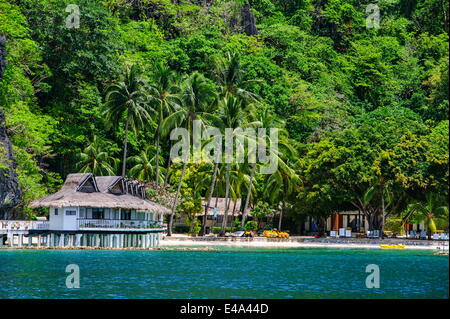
[173,197,250,233]
[20,173,171,248]
[304,211,425,237]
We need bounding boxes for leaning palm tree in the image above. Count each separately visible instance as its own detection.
[76,136,117,176]
[161,72,219,236]
[104,65,152,177]
[146,64,181,186]
[265,161,300,230]
[240,107,290,229]
[407,193,449,239]
[128,145,165,183]
[216,95,259,236]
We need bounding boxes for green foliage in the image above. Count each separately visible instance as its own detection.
[244,220,258,231]
[0,0,447,229]
[384,218,403,235]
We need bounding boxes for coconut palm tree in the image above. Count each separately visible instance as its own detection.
[104,65,152,177]
[265,161,300,230]
[146,64,181,186]
[260,108,299,230]
[76,136,117,176]
[240,107,290,229]
[211,51,259,103]
[216,95,259,236]
[161,72,219,236]
[128,145,165,182]
[407,193,449,239]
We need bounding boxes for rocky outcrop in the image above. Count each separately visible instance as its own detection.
[0,36,6,78]
[241,4,258,36]
[0,36,22,219]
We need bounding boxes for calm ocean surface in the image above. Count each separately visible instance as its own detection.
[0,248,448,299]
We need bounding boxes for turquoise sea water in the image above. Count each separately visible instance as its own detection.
[0,248,448,299]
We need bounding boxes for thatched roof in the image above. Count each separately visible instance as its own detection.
[29,173,170,214]
[199,197,248,216]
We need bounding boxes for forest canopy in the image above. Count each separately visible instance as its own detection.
[0,0,448,234]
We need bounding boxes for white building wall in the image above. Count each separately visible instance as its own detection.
[49,206,79,231]
[49,207,64,230]
[63,206,78,230]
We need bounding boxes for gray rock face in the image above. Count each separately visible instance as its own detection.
[0,36,6,78]
[241,4,258,36]
[0,36,22,219]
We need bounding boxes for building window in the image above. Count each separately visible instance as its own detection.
[79,208,85,218]
[92,208,104,219]
[65,210,76,216]
[121,209,131,220]
[54,208,58,215]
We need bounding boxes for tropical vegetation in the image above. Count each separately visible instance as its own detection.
[0,0,448,237]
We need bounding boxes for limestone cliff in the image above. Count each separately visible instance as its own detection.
[0,35,21,219]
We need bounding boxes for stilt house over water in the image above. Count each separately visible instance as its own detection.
[25,173,170,248]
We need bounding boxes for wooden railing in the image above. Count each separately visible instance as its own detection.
[0,220,49,231]
[77,219,166,230]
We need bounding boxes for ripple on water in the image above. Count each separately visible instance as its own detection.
[0,248,447,299]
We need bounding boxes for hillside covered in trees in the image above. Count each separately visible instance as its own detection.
[0,0,448,234]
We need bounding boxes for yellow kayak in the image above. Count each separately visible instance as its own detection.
[380,244,405,249]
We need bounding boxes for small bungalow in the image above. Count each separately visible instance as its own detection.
[173,197,252,233]
[28,173,171,248]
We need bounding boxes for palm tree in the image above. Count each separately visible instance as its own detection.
[216,95,259,236]
[261,109,299,230]
[211,51,259,103]
[104,65,152,177]
[265,161,300,230]
[146,63,181,186]
[240,107,290,229]
[161,72,219,236]
[128,145,165,182]
[407,193,449,239]
[76,136,117,176]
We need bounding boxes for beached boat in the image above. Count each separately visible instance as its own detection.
[380,244,405,249]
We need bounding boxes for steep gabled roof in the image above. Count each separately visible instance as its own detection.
[76,173,99,193]
[29,173,170,214]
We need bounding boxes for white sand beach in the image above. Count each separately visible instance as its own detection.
[160,235,445,250]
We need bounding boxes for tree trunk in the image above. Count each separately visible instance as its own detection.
[220,163,231,236]
[232,199,237,223]
[167,160,187,236]
[278,200,285,230]
[155,129,160,186]
[121,119,129,177]
[201,161,219,236]
[163,142,172,188]
[381,188,385,239]
[241,163,256,230]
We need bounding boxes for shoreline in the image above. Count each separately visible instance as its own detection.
[159,238,443,250]
[1,236,447,251]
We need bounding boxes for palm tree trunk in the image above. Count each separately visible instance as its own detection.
[241,163,256,230]
[381,186,385,239]
[232,199,237,218]
[278,200,285,230]
[121,119,129,177]
[163,142,172,188]
[155,129,160,186]
[167,160,187,236]
[201,161,219,236]
[220,163,231,236]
